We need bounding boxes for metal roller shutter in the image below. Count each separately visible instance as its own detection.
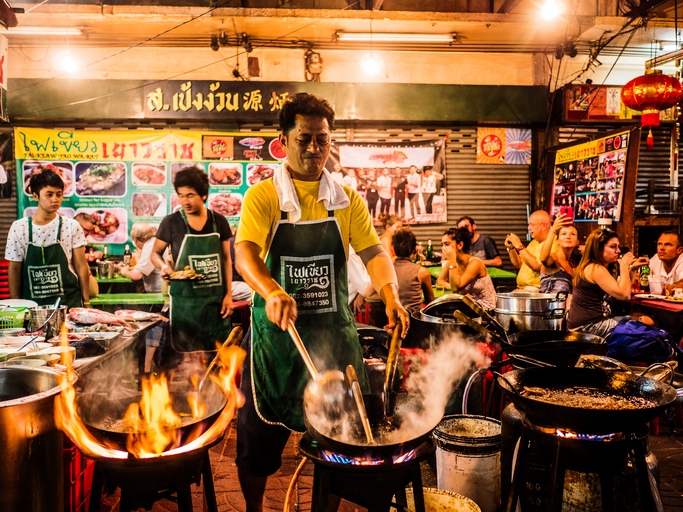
[0,132,16,261]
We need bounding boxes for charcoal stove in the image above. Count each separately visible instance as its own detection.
[298,432,435,512]
[505,414,660,512]
[87,436,222,512]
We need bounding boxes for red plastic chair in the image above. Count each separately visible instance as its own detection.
[231,300,251,329]
[0,259,9,300]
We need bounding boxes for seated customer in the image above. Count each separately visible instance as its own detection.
[378,213,402,258]
[567,228,651,337]
[649,232,683,291]
[441,227,496,308]
[505,210,551,292]
[392,227,434,312]
[539,212,579,293]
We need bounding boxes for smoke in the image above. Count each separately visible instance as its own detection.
[305,332,484,446]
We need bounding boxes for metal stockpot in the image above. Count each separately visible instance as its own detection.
[0,367,71,512]
[404,295,481,349]
[494,292,567,332]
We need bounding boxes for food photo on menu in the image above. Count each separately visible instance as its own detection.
[208,162,242,186]
[132,162,167,186]
[74,207,128,243]
[24,161,75,196]
[208,192,242,217]
[75,161,127,196]
[132,193,167,217]
[247,163,278,185]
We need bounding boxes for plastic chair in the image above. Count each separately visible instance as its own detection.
[0,259,9,300]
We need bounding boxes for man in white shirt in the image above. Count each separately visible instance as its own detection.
[376,167,393,216]
[406,165,422,220]
[649,232,683,288]
[119,223,162,293]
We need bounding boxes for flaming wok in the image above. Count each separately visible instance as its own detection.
[76,378,227,452]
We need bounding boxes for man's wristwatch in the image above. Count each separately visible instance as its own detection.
[516,246,525,252]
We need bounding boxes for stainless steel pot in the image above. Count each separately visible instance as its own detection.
[404,295,481,349]
[29,305,68,333]
[0,367,71,511]
[494,292,567,332]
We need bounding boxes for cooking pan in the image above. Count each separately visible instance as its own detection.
[495,366,677,433]
[304,391,441,458]
[77,379,227,451]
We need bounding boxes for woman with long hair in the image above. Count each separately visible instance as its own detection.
[566,228,651,337]
[391,227,434,312]
[539,212,579,293]
[378,213,402,258]
[442,227,496,308]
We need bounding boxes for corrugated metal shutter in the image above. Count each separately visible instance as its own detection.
[242,122,530,272]
[558,124,674,213]
[0,131,16,261]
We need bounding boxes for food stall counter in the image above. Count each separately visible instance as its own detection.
[90,293,166,306]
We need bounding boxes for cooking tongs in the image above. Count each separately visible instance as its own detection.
[18,297,62,352]
[460,295,510,343]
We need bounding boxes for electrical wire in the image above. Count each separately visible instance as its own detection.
[32,1,362,114]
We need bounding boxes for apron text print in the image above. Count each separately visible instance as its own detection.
[188,253,221,288]
[281,254,337,314]
[28,264,64,298]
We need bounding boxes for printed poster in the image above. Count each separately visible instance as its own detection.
[551,130,629,222]
[328,139,447,225]
[476,128,532,165]
[15,128,284,254]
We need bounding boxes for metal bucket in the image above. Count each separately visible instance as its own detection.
[29,305,68,333]
[405,487,481,512]
[0,367,71,512]
[433,415,501,512]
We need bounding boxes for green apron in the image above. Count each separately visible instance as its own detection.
[170,209,231,352]
[252,210,368,432]
[21,216,82,308]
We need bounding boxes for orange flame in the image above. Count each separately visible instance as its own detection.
[55,334,245,459]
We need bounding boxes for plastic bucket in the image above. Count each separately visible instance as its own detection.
[406,487,481,512]
[433,415,501,512]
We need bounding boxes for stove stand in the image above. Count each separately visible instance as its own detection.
[298,434,436,512]
[87,440,220,512]
[506,418,660,512]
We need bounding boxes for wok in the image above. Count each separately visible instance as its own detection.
[495,366,677,433]
[304,392,441,458]
[77,378,227,451]
[499,330,607,367]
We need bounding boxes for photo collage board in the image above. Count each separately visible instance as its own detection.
[551,130,629,222]
[15,128,284,254]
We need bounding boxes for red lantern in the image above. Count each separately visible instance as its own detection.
[621,69,682,149]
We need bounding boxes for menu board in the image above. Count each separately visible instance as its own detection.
[14,128,283,254]
[550,130,629,222]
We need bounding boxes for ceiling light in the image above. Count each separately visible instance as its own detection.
[361,53,382,75]
[6,26,83,36]
[541,0,561,20]
[336,32,455,43]
[54,49,79,73]
[646,49,683,70]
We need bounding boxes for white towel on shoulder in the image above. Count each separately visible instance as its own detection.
[272,162,351,223]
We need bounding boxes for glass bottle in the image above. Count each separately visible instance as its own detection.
[425,239,434,262]
[123,244,132,266]
[639,259,650,294]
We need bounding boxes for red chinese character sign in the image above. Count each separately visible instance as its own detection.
[476,128,531,164]
[550,130,630,222]
[15,128,283,254]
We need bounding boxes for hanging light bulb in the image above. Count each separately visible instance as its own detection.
[55,49,79,73]
[361,53,382,75]
[541,0,561,20]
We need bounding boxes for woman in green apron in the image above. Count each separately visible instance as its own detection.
[21,216,83,308]
[169,209,232,352]
[251,210,368,432]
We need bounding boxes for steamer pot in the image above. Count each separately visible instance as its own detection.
[494,292,567,332]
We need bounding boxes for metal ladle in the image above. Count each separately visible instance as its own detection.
[290,321,354,426]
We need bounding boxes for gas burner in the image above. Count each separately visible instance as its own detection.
[299,433,433,471]
[524,418,627,442]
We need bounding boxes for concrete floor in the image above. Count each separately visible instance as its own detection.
[94,414,683,512]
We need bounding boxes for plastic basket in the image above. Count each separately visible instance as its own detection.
[0,308,26,329]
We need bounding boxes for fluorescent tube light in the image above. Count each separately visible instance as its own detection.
[335,32,455,43]
[645,48,683,69]
[6,26,83,36]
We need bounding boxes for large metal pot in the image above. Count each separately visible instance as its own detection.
[29,305,68,333]
[494,292,567,332]
[405,295,481,349]
[0,367,71,512]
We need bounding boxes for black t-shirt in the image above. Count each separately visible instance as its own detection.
[156,209,233,264]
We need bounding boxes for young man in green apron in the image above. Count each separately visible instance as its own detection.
[234,93,410,512]
[152,166,233,354]
[6,168,90,308]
